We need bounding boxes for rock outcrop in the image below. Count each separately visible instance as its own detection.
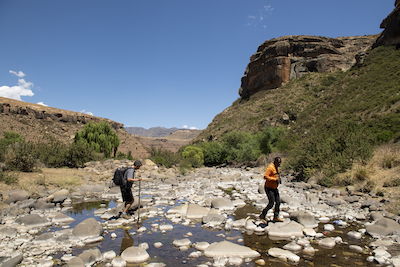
[373,0,400,48]
[239,35,376,98]
[0,97,123,130]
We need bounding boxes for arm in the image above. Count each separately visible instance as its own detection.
[263,164,279,182]
[125,168,142,182]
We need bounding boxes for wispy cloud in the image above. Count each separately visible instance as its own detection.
[0,70,34,100]
[246,5,274,29]
[9,70,26,78]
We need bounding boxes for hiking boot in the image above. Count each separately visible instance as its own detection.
[273,217,284,222]
[121,214,131,219]
[259,215,268,224]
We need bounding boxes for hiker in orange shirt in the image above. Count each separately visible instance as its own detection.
[259,157,284,222]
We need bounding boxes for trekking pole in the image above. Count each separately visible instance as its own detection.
[137,179,141,224]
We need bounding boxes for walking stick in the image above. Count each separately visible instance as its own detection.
[137,179,141,223]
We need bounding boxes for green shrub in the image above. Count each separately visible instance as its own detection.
[74,121,120,158]
[0,171,19,184]
[289,119,375,182]
[9,144,36,172]
[181,146,204,167]
[148,147,180,168]
[198,142,223,166]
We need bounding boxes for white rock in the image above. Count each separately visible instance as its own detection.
[324,224,335,231]
[111,256,127,267]
[204,241,260,258]
[173,238,191,247]
[121,246,150,263]
[103,250,117,260]
[268,247,300,263]
[154,242,163,248]
[194,242,210,251]
[318,238,336,248]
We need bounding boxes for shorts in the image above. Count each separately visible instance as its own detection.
[120,187,134,203]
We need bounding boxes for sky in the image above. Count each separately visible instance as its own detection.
[0,1,395,130]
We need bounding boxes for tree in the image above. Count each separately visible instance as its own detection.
[74,121,120,158]
[181,146,204,167]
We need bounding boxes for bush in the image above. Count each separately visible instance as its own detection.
[148,147,180,168]
[198,142,223,166]
[0,171,19,184]
[74,121,120,158]
[289,119,375,182]
[181,146,204,167]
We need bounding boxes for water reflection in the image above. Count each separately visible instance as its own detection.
[59,199,379,267]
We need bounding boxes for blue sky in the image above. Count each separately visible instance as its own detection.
[0,1,394,130]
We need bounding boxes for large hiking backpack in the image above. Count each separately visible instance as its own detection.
[113,167,132,186]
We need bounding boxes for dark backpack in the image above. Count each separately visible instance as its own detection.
[113,167,132,186]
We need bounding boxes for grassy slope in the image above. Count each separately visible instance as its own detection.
[196,45,400,144]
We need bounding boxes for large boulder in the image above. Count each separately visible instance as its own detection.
[290,210,318,228]
[72,218,104,238]
[15,214,51,228]
[121,246,150,264]
[186,203,209,219]
[210,198,234,210]
[366,218,400,237]
[3,190,30,204]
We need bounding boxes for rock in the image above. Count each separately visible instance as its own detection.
[319,238,336,248]
[210,198,234,210]
[239,35,375,98]
[366,218,400,237]
[121,246,150,264]
[72,218,104,238]
[268,221,304,239]
[172,238,191,247]
[186,203,209,219]
[51,212,75,224]
[361,199,380,209]
[290,210,318,228]
[3,190,30,204]
[204,240,260,258]
[374,2,400,47]
[194,242,210,251]
[327,198,345,206]
[283,241,302,252]
[0,251,23,267]
[15,214,51,228]
[78,248,103,266]
[267,247,300,263]
[34,199,55,210]
[345,196,360,203]
[202,214,226,225]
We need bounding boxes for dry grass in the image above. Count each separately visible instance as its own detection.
[0,168,90,199]
[333,143,400,193]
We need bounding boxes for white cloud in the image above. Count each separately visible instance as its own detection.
[9,70,26,77]
[37,102,48,106]
[0,78,34,101]
[0,71,34,100]
[80,109,94,116]
[182,125,198,130]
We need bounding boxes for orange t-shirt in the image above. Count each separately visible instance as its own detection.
[264,162,279,189]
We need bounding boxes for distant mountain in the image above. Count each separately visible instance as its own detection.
[124,126,180,137]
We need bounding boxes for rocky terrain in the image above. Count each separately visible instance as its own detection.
[238,35,376,98]
[1,160,400,266]
[124,126,181,137]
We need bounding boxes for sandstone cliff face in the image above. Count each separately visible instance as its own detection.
[374,1,400,48]
[239,35,376,98]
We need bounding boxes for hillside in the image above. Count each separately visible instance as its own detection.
[0,97,149,158]
[124,126,180,137]
[195,45,400,144]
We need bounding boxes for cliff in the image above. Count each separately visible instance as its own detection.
[239,35,376,98]
[374,0,400,48]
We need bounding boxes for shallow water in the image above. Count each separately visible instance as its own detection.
[52,198,382,267]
